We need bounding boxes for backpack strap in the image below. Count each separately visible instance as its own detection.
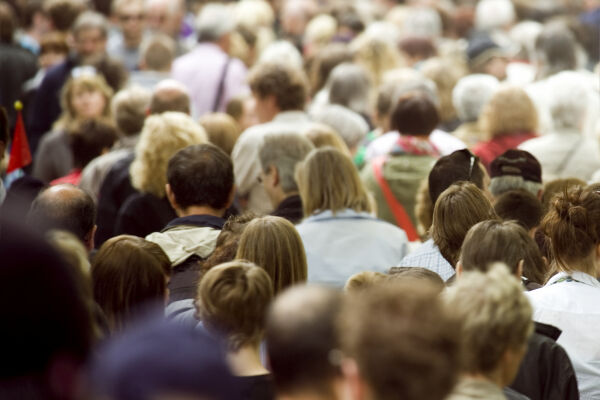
[372,156,419,241]
[212,57,231,112]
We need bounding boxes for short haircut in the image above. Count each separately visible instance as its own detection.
[149,79,191,115]
[259,133,314,194]
[461,220,547,284]
[428,149,486,206]
[196,260,273,351]
[344,271,388,292]
[327,63,371,116]
[309,43,353,95]
[39,32,69,56]
[140,33,176,71]
[167,144,234,210]
[296,147,371,216]
[236,216,307,295]
[69,119,119,169]
[535,24,577,78]
[92,235,170,331]
[480,86,537,139]
[43,0,85,32]
[388,266,445,292]
[445,264,533,375]
[266,286,343,396]
[72,10,109,38]
[340,280,461,400]
[494,189,542,231]
[452,74,499,122]
[27,185,96,244]
[199,113,241,156]
[312,104,369,150]
[390,91,440,136]
[248,62,308,112]
[111,86,151,136]
[489,176,542,198]
[546,71,590,130]
[195,3,234,42]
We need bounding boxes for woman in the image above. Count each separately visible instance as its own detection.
[236,216,307,295]
[295,147,409,287]
[33,73,113,183]
[527,186,600,399]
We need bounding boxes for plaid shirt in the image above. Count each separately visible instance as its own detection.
[397,239,455,281]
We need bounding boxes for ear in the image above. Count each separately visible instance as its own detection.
[165,184,179,210]
[516,259,524,279]
[271,165,280,187]
[85,225,97,252]
[225,184,236,209]
[456,260,463,278]
[342,358,368,400]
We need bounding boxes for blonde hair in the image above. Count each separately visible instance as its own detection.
[421,58,467,124]
[351,35,402,87]
[303,123,350,156]
[296,147,371,216]
[199,112,241,156]
[236,216,307,295]
[55,74,113,130]
[480,86,538,139]
[344,271,387,292]
[130,112,208,197]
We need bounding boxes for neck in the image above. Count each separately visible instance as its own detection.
[177,205,224,218]
[227,344,268,376]
[462,370,504,388]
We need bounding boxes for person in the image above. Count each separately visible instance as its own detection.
[144,0,189,55]
[311,104,369,157]
[493,190,543,234]
[258,132,314,224]
[526,186,600,399]
[295,147,409,286]
[171,3,249,118]
[398,181,498,281]
[489,149,543,199]
[195,260,275,400]
[199,112,242,156]
[26,184,97,251]
[236,216,307,295]
[304,123,351,155]
[344,271,388,292]
[265,285,345,400]
[231,62,312,214]
[91,234,170,333]
[339,279,461,400]
[128,33,176,89]
[107,0,146,71]
[146,144,235,303]
[445,265,533,400]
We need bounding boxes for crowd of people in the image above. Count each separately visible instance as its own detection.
[0,0,599,399]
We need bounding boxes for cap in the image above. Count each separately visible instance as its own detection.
[490,149,542,183]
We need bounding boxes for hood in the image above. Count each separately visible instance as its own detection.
[146,225,220,267]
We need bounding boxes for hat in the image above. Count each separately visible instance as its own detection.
[490,149,542,183]
[467,34,506,69]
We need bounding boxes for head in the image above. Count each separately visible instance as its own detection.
[111,86,151,137]
[266,286,344,398]
[259,133,314,208]
[390,91,440,136]
[112,0,145,44]
[0,3,16,44]
[340,280,461,400]
[545,71,591,131]
[445,265,532,386]
[480,86,538,139]
[196,260,273,351]
[166,144,234,216]
[494,190,543,232]
[459,220,547,285]
[69,119,119,169]
[258,41,304,71]
[489,149,543,198]
[296,147,371,216]
[248,62,308,123]
[387,266,445,293]
[195,3,234,43]
[326,63,371,117]
[350,35,402,87]
[149,79,191,115]
[303,123,351,155]
[399,36,437,67]
[303,13,337,55]
[452,74,499,123]
[421,58,465,125]
[71,11,109,62]
[130,112,207,197]
[44,0,86,32]
[344,271,388,293]
[535,24,578,79]
[27,185,96,250]
[431,182,498,267]
[312,105,369,155]
[309,43,353,95]
[467,36,508,81]
[199,113,241,156]
[92,235,170,332]
[541,178,587,213]
[541,186,600,277]
[475,0,515,32]
[236,216,307,295]
[57,73,113,129]
[139,33,176,72]
[144,0,184,38]
[39,32,69,69]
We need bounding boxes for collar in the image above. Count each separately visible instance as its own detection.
[163,214,225,231]
[545,270,600,288]
[272,111,308,123]
[304,208,377,223]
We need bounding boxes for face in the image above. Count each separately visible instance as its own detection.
[146,2,183,37]
[484,57,508,81]
[117,3,145,42]
[71,87,107,119]
[74,28,107,61]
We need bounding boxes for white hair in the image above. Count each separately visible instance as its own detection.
[196,3,235,42]
[546,71,591,131]
[489,176,542,198]
[258,40,303,70]
[452,74,500,122]
[402,7,442,38]
[475,0,515,31]
[509,21,543,62]
[304,14,337,47]
[234,0,275,29]
[311,105,369,150]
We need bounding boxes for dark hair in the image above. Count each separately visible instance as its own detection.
[27,185,97,243]
[167,144,234,210]
[43,0,85,32]
[429,149,485,206]
[69,119,118,169]
[390,91,440,136]
[0,2,15,43]
[399,37,437,61]
[248,63,308,112]
[310,43,353,95]
[0,106,8,144]
[494,189,543,231]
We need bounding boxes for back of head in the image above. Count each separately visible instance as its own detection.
[344,271,388,293]
[312,105,369,151]
[236,216,307,295]
[546,71,590,131]
[92,235,170,331]
[296,147,371,216]
[494,189,543,231]
[140,33,176,71]
[196,3,234,42]
[535,24,577,78]
[248,62,308,112]
[388,266,445,293]
[452,74,499,122]
[310,43,353,95]
[259,132,314,194]
[167,143,233,211]
[149,79,191,115]
[303,123,350,155]
[428,149,486,206]
[431,182,497,266]
[196,260,273,351]
[258,41,304,71]
[199,113,241,156]
[327,63,371,116]
[445,265,532,377]
[475,0,515,31]
[340,280,461,400]
[480,86,538,138]
[541,178,586,213]
[44,0,86,32]
[266,285,343,397]
[489,149,542,198]
[390,91,440,136]
[69,119,119,169]
[111,86,151,136]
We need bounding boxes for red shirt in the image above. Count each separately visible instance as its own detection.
[50,169,82,186]
[473,132,537,171]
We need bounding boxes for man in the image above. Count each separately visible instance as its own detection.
[108,0,146,71]
[145,0,190,55]
[489,149,543,199]
[259,133,314,224]
[232,62,312,214]
[129,33,176,89]
[171,3,248,117]
[26,184,97,251]
[146,143,234,303]
[266,286,345,400]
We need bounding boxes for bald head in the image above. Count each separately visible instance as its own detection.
[266,286,343,397]
[149,79,191,115]
[27,185,96,249]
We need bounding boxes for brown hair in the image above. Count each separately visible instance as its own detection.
[196,260,273,351]
[309,43,353,95]
[541,186,600,276]
[480,86,538,139]
[431,182,498,266]
[390,91,440,136]
[43,0,85,32]
[248,62,308,112]
[236,216,307,295]
[55,74,113,130]
[493,189,543,231]
[91,235,170,332]
[344,271,387,292]
[199,113,241,156]
[541,178,586,213]
[388,266,445,292]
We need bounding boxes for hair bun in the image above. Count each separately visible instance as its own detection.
[552,189,588,228]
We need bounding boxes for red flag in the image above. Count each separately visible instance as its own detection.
[6,101,32,174]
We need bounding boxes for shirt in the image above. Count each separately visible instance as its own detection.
[397,238,455,281]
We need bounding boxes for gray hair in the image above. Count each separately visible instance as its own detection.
[72,11,109,38]
[259,133,314,194]
[452,74,499,122]
[327,63,371,116]
[111,85,152,136]
[196,3,235,42]
[489,176,542,198]
[402,7,442,38]
[475,0,515,31]
[546,71,590,131]
[258,40,304,71]
[312,105,369,150]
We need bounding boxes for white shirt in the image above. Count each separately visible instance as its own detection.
[526,270,600,400]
